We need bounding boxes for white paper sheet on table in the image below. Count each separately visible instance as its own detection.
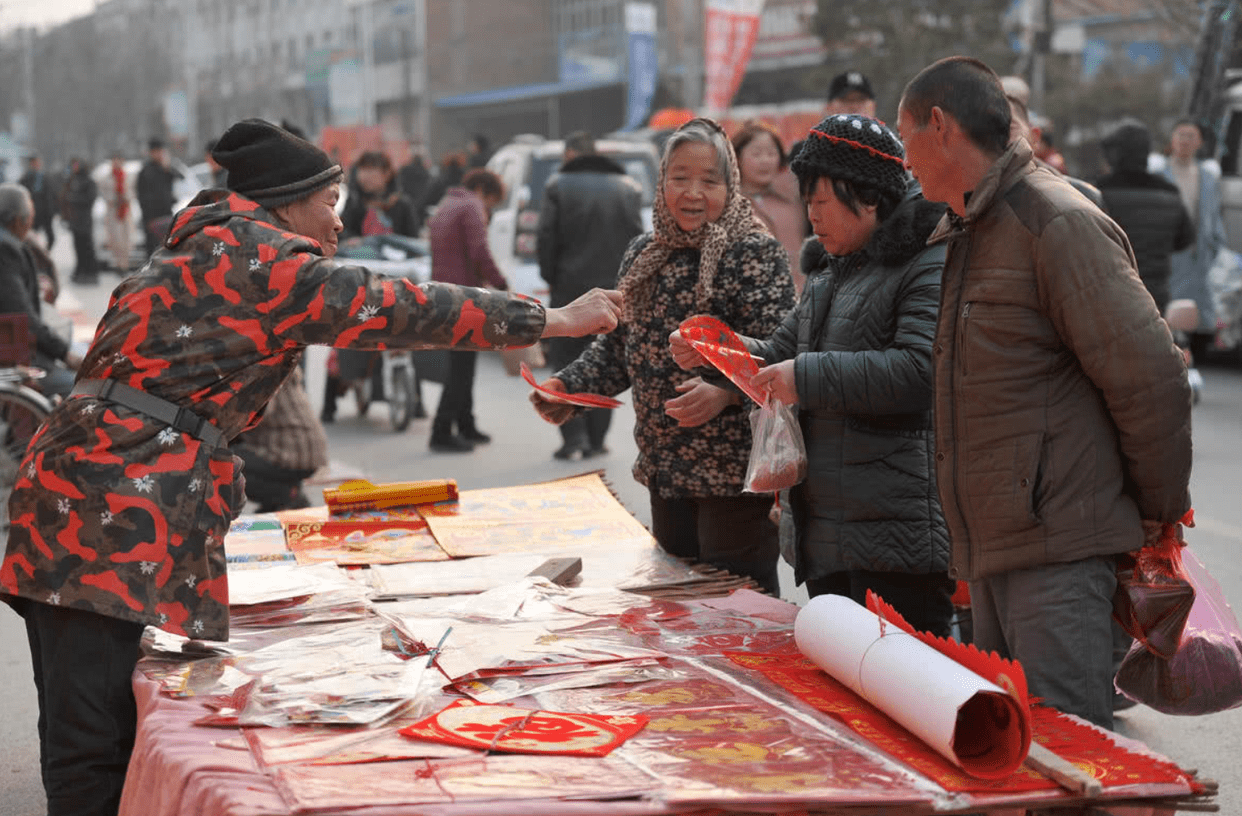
[227,562,362,606]
[366,553,550,597]
[794,594,1029,780]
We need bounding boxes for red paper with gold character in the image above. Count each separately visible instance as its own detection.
[398,699,646,757]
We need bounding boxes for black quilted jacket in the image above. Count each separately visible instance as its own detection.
[747,193,950,583]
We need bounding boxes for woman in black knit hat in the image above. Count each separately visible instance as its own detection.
[672,113,957,636]
[1,118,622,816]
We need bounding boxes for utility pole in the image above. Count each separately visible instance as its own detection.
[1030,0,1053,115]
[22,25,37,147]
[361,0,376,126]
[680,0,703,109]
[415,0,429,145]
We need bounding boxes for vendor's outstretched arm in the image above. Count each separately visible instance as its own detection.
[541,288,623,338]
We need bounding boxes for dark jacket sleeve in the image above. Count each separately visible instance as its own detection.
[136,165,157,215]
[536,179,561,289]
[795,251,942,414]
[390,196,420,237]
[1173,202,1195,253]
[0,244,69,361]
[1037,208,1193,523]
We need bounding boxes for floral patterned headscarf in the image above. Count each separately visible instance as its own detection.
[619,118,769,322]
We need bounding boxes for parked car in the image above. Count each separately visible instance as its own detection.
[91,158,210,272]
[484,135,658,302]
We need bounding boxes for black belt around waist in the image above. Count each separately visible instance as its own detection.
[71,379,227,448]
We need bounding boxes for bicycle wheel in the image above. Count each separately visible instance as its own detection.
[0,383,53,533]
[388,365,414,432]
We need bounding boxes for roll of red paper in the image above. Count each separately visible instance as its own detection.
[794,594,1031,780]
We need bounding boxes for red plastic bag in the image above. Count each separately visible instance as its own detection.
[1112,512,1195,659]
[743,397,807,494]
[1115,549,1242,715]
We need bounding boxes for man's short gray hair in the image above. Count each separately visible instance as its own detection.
[661,119,734,197]
[0,183,34,231]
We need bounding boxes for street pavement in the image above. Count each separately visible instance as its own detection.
[2,232,1241,814]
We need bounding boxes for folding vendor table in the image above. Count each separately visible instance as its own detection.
[117,474,1215,815]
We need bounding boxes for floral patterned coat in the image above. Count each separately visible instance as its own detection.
[1,190,544,641]
[556,232,794,499]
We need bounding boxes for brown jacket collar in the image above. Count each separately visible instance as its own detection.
[929,139,1036,244]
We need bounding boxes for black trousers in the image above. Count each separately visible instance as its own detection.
[805,568,956,638]
[38,220,55,250]
[432,349,478,435]
[71,226,97,279]
[649,493,781,597]
[9,597,146,816]
[558,410,612,450]
[547,335,611,450]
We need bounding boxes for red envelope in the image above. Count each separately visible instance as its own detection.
[679,315,767,406]
[520,362,623,409]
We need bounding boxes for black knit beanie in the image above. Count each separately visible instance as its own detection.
[212,119,343,209]
[790,114,908,203]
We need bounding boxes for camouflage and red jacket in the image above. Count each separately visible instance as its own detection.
[1,190,544,641]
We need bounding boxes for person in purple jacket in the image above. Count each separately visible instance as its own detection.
[426,168,511,452]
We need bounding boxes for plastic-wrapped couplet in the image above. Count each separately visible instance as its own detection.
[794,595,1030,780]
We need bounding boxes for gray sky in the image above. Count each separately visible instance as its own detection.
[1,0,95,32]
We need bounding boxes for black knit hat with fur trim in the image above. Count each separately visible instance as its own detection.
[790,114,907,202]
[212,119,343,209]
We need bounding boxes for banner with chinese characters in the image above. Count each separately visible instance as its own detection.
[703,0,766,114]
[624,2,659,131]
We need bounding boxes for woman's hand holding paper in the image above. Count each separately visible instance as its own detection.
[529,377,576,425]
[668,329,708,371]
[750,360,798,406]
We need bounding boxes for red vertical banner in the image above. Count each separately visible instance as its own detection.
[703,0,766,115]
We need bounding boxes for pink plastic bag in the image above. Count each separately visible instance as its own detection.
[1115,549,1242,715]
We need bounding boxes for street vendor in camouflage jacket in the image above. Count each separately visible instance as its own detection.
[0,118,622,816]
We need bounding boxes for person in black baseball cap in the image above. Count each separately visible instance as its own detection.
[826,70,877,117]
[1,117,626,816]
[788,70,878,165]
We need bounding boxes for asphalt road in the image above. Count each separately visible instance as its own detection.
[2,240,1240,814]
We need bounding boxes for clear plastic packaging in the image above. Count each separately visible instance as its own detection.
[743,398,807,493]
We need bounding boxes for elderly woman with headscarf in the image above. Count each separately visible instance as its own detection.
[532,118,796,596]
[672,114,955,636]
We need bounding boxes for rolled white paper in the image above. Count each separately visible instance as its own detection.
[794,594,1028,779]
